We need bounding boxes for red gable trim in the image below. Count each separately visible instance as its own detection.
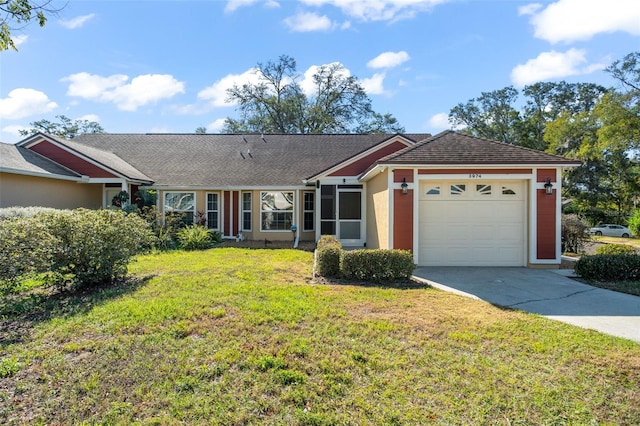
[28,140,118,178]
[329,140,410,177]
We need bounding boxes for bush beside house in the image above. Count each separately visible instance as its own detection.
[575,253,640,281]
[0,208,153,290]
[316,235,416,283]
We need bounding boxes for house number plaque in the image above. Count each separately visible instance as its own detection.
[468,174,482,178]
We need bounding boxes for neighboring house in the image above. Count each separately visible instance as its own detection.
[0,131,580,267]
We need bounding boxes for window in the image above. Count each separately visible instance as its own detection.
[164,192,195,224]
[426,186,440,195]
[206,193,219,230]
[242,192,252,231]
[450,184,466,195]
[502,186,516,195]
[476,184,491,195]
[261,191,294,231]
[303,191,315,231]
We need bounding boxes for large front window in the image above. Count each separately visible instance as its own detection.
[164,192,195,224]
[261,191,294,231]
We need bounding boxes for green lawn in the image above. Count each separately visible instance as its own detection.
[1,248,639,424]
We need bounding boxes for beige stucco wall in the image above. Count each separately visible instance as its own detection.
[365,169,389,249]
[0,172,103,209]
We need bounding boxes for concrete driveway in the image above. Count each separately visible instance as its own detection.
[412,267,640,343]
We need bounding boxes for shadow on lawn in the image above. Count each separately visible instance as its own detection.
[313,276,430,290]
[0,275,153,347]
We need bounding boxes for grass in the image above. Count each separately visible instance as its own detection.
[1,248,639,424]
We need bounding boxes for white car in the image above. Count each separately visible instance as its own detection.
[588,224,633,238]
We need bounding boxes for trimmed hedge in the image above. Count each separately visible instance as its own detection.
[316,235,342,277]
[340,249,416,283]
[574,254,640,281]
[595,244,637,255]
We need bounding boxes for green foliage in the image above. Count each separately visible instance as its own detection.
[0,208,154,290]
[138,206,182,250]
[340,249,416,283]
[574,254,640,281]
[40,209,154,288]
[0,357,20,378]
[316,235,342,277]
[0,217,59,291]
[0,206,64,220]
[18,114,104,139]
[595,244,637,255]
[628,209,640,237]
[561,214,588,254]
[176,225,220,250]
[1,0,57,51]
[223,54,403,134]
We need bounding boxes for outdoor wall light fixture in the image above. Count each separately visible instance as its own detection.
[544,178,554,195]
[401,177,409,195]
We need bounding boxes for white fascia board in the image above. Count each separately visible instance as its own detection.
[305,136,414,182]
[149,185,307,191]
[0,167,84,182]
[376,162,580,169]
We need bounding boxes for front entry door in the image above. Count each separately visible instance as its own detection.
[338,189,363,246]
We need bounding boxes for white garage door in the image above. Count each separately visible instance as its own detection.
[418,180,526,266]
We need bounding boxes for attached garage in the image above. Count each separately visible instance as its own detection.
[359,131,582,268]
[418,180,526,266]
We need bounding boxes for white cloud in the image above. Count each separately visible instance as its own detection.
[361,72,386,95]
[427,112,451,131]
[0,88,58,120]
[13,34,28,47]
[207,118,227,132]
[77,114,100,123]
[518,3,543,16]
[525,0,640,43]
[60,13,96,29]
[1,124,26,141]
[300,0,447,23]
[198,68,262,107]
[224,0,266,13]
[283,12,335,32]
[367,51,410,69]
[510,48,605,87]
[62,72,185,111]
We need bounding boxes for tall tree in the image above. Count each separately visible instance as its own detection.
[449,86,521,144]
[223,55,404,134]
[1,0,63,50]
[19,115,104,139]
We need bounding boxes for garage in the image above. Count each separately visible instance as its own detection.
[418,180,526,266]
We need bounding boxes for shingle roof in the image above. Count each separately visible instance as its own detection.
[44,135,153,182]
[360,131,581,180]
[379,130,581,165]
[71,133,427,186]
[0,142,80,178]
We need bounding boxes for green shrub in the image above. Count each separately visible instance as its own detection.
[39,209,154,288]
[340,249,416,283]
[595,244,637,255]
[316,235,342,277]
[176,225,220,250]
[0,217,59,291]
[0,206,65,221]
[139,206,183,250]
[574,254,640,281]
[628,209,640,238]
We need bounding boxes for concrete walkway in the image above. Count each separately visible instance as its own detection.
[412,267,640,343]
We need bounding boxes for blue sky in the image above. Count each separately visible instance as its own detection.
[1,0,639,143]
